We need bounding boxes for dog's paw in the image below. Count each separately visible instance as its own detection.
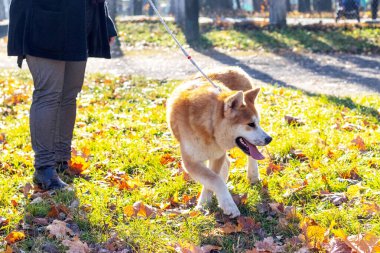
[219,198,241,218]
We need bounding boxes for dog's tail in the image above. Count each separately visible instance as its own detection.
[196,67,255,91]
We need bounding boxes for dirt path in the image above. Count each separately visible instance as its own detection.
[1,48,379,96]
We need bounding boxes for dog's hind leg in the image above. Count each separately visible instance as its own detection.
[183,154,240,217]
[247,157,260,184]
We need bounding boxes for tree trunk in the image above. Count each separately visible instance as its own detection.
[236,0,242,9]
[133,0,143,15]
[298,0,311,12]
[372,0,379,20]
[313,0,332,12]
[107,0,117,20]
[201,0,233,12]
[269,0,287,27]
[175,0,199,44]
[252,0,266,12]
[0,0,6,20]
[286,0,291,11]
[148,0,157,16]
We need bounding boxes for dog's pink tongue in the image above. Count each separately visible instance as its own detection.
[248,143,265,160]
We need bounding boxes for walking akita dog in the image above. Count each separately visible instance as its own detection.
[167,67,272,217]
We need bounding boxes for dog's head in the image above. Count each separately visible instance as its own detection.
[222,88,272,160]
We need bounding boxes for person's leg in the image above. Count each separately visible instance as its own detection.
[26,55,68,189]
[54,60,87,168]
[27,55,66,167]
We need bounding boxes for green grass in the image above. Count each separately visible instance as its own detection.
[0,70,379,252]
[117,21,380,54]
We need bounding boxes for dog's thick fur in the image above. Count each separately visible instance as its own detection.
[167,67,272,217]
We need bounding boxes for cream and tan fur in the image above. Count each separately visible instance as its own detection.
[167,67,272,217]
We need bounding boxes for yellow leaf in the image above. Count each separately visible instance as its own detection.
[124,206,135,217]
[5,231,26,244]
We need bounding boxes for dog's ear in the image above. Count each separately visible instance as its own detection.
[244,88,260,105]
[224,91,244,117]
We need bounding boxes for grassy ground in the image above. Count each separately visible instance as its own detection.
[1,70,380,252]
[117,21,380,54]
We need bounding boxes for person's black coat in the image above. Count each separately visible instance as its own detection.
[7,0,118,62]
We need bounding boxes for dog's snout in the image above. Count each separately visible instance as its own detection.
[265,136,272,145]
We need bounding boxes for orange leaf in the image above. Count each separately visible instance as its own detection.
[160,154,176,165]
[266,162,283,175]
[351,136,366,151]
[123,206,135,217]
[218,222,241,234]
[5,231,26,244]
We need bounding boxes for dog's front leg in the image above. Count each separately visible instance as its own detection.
[182,155,240,218]
[247,157,260,184]
[198,155,229,207]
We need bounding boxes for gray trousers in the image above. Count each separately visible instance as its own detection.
[26,55,87,168]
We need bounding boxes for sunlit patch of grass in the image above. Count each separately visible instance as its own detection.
[117,21,380,53]
[0,70,379,252]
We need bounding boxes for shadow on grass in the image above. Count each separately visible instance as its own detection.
[191,31,380,122]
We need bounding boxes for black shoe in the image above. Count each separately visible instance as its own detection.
[33,166,68,190]
[56,161,69,173]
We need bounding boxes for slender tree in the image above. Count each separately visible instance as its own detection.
[298,0,311,12]
[252,0,267,12]
[313,0,332,12]
[174,0,199,44]
[372,0,379,20]
[0,0,5,20]
[236,0,242,10]
[201,0,233,12]
[148,0,157,16]
[269,0,287,27]
[133,0,143,15]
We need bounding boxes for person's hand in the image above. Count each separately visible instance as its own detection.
[109,36,116,45]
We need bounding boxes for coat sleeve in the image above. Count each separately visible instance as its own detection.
[104,2,118,38]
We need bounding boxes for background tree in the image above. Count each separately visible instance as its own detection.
[372,0,379,20]
[173,0,200,44]
[201,0,233,13]
[298,0,311,12]
[313,0,332,12]
[235,0,242,10]
[269,0,287,27]
[252,0,267,12]
[0,0,5,20]
[133,0,143,15]
[148,0,157,16]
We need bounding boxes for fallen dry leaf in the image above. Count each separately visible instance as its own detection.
[266,162,284,175]
[0,216,9,228]
[33,218,49,226]
[290,148,309,161]
[254,237,284,252]
[327,237,353,253]
[5,231,26,244]
[160,153,177,165]
[342,123,363,131]
[69,156,90,175]
[285,115,305,126]
[351,136,366,151]
[237,216,260,234]
[47,220,74,239]
[124,201,159,218]
[62,236,90,253]
[363,202,380,216]
[343,233,380,253]
[218,222,240,234]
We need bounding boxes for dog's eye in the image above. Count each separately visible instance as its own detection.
[248,122,256,128]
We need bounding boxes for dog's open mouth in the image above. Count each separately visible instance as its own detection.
[235,137,265,160]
